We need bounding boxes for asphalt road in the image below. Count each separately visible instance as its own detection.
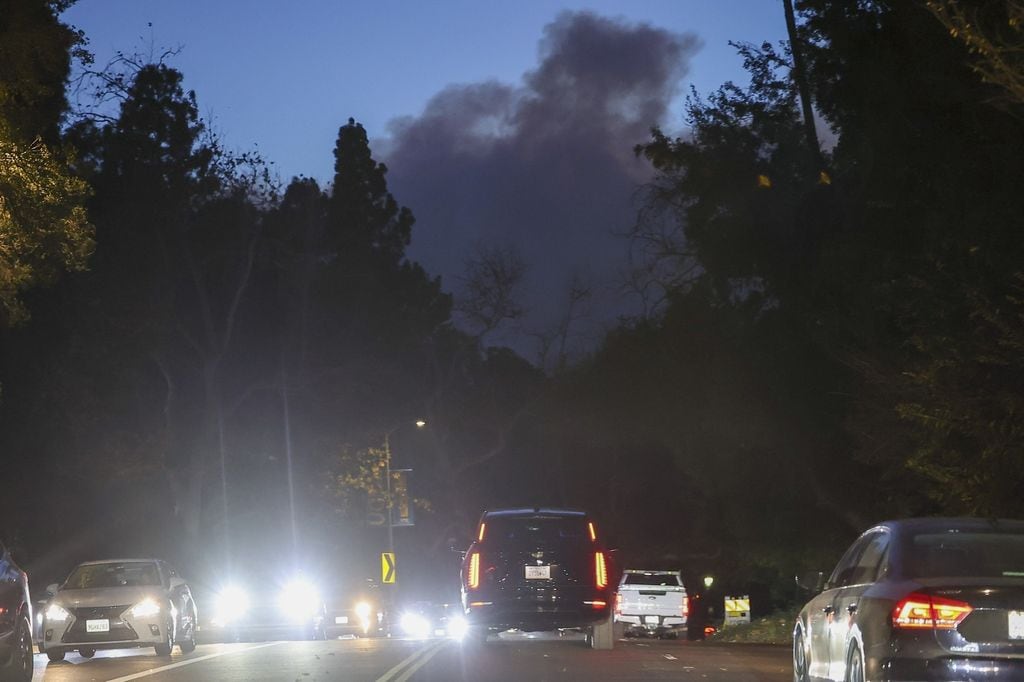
[30,633,791,681]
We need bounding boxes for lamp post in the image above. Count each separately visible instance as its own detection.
[383,420,426,562]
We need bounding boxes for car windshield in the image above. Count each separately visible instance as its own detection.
[623,573,681,587]
[486,516,590,545]
[64,561,161,589]
[907,532,1024,578]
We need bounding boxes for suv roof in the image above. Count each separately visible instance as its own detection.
[481,508,587,518]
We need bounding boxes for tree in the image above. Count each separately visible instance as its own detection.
[0,0,93,328]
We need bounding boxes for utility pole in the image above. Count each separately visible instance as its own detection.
[783,0,825,174]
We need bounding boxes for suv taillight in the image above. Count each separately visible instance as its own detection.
[595,551,608,589]
[892,592,972,629]
[467,551,481,590]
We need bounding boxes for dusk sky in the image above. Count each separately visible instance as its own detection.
[62,1,790,358]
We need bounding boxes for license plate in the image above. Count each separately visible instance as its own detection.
[86,619,110,633]
[335,616,349,624]
[525,565,550,579]
[1009,611,1024,639]
[644,615,660,625]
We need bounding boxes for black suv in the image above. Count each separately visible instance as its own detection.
[460,508,616,644]
[0,541,32,682]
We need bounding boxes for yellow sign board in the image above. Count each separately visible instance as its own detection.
[381,552,396,584]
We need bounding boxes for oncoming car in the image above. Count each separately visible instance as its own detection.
[460,508,616,648]
[203,573,325,641]
[793,517,1024,682]
[40,558,196,661]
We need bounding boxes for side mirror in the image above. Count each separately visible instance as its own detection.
[169,576,186,589]
[45,582,60,597]
[795,571,825,593]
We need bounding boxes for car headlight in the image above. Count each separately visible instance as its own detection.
[278,578,320,621]
[400,612,431,638]
[45,604,70,622]
[447,615,469,639]
[354,601,372,619]
[212,585,250,625]
[131,597,162,618]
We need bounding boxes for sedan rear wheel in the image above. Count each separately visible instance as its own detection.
[78,647,96,659]
[846,643,865,682]
[45,648,65,663]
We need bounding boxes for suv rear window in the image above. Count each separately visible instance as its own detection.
[484,516,589,545]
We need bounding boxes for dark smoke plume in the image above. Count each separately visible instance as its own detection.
[383,11,699,357]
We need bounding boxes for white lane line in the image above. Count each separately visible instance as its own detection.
[394,640,449,682]
[375,640,447,682]
[104,641,285,681]
[663,653,677,660]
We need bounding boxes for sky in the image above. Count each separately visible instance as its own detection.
[62,1,790,360]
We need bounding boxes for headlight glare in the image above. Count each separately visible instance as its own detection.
[400,612,431,638]
[213,585,250,625]
[131,597,161,618]
[447,614,469,639]
[278,577,320,621]
[355,601,372,619]
[45,604,70,622]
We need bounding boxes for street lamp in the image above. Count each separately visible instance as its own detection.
[383,420,426,562]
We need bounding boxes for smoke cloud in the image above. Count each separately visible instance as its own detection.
[383,11,699,357]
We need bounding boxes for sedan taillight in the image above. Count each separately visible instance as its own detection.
[892,592,972,629]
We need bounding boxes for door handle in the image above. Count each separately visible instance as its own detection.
[822,605,834,615]
[847,603,858,615]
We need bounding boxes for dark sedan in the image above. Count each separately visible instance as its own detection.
[793,517,1024,681]
[460,508,616,648]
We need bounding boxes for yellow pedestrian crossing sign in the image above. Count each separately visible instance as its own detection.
[382,552,396,584]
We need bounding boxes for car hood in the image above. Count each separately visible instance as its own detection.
[53,586,161,609]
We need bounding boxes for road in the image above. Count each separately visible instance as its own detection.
[30,633,791,681]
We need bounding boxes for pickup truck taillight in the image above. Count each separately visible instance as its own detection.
[682,596,689,617]
[615,592,622,615]
[595,551,608,589]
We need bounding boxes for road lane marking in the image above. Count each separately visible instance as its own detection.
[663,653,677,660]
[104,641,285,681]
[375,640,448,682]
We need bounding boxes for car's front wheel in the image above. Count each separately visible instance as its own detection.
[793,628,809,682]
[154,620,174,657]
[0,616,33,681]
[846,642,865,682]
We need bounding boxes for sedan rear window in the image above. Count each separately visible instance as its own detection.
[65,561,161,589]
[909,532,1024,578]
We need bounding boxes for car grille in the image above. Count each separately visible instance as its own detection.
[63,605,138,643]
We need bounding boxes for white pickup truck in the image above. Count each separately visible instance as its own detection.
[615,569,688,638]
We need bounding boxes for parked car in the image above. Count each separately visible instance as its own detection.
[0,540,32,682]
[793,517,1024,682]
[39,558,197,661]
[202,572,325,642]
[615,569,687,638]
[322,579,387,639]
[460,507,617,648]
